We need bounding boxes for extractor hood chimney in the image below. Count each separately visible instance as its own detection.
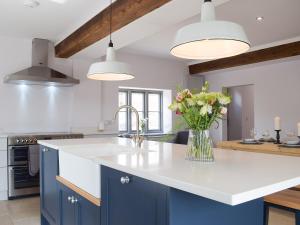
[3,38,80,87]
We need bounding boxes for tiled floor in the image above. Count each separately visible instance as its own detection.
[0,197,296,225]
[0,197,40,225]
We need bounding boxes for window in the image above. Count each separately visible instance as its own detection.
[118,89,163,133]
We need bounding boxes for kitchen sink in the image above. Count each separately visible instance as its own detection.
[59,143,140,199]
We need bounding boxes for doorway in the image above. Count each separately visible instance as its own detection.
[226,85,254,141]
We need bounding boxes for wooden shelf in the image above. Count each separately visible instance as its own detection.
[265,189,300,210]
[56,176,101,207]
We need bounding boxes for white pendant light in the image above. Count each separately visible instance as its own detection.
[87,0,134,81]
[170,0,250,60]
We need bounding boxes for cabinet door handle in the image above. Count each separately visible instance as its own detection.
[68,196,72,202]
[42,148,49,152]
[120,176,130,184]
[71,196,78,204]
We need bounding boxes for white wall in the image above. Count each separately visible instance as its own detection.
[187,75,204,92]
[0,36,194,135]
[202,57,300,143]
[101,52,194,133]
[0,36,101,134]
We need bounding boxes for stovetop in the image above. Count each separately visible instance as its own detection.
[7,132,84,146]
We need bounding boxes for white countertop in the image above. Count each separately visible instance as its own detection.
[38,138,300,206]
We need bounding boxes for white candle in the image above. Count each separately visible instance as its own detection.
[274,117,281,130]
[297,123,300,136]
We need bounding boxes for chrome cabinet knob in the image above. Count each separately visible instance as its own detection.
[67,196,78,204]
[42,148,48,152]
[120,176,130,184]
[71,196,78,204]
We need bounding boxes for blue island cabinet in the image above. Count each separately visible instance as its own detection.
[58,183,101,225]
[40,146,59,225]
[101,166,264,225]
[101,166,169,225]
[169,188,264,225]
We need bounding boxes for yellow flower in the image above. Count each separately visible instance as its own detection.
[197,100,205,106]
[186,98,195,106]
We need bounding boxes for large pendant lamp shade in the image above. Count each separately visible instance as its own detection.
[170,0,250,60]
[87,43,134,81]
[87,1,134,81]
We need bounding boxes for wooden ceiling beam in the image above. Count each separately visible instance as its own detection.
[189,41,300,75]
[55,0,171,58]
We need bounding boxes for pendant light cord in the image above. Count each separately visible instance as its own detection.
[109,0,113,47]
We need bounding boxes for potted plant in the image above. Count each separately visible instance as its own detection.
[169,82,231,162]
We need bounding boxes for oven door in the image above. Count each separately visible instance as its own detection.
[8,165,39,198]
[8,146,29,166]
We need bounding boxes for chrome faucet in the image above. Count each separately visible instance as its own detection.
[114,105,144,147]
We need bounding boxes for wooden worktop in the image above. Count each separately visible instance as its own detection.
[217,141,300,157]
[56,176,101,206]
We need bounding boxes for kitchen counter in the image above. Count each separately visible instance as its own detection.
[38,137,300,206]
[217,140,300,157]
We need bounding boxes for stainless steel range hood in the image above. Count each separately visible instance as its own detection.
[3,38,80,87]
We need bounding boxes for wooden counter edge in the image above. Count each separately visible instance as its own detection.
[217,141,300,157]
[56,176,101,207]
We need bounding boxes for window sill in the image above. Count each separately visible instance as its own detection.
[118,133,172,137]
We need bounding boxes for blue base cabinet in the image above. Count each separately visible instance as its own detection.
[169,188,264,225]
[58,182,101,225]
[40,146,59,225]
[101,166,169,225]
[40,145,100,225]
[58,184,76,225]
[101,166,264,225]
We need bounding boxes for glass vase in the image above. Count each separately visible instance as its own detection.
[186,130,214,162]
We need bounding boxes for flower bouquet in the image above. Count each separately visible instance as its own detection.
[169,82,231,162]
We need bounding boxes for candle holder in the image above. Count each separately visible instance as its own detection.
[274,130,281,144]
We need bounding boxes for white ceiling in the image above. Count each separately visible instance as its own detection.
[72,0,229,59]
[0,0,299,61]
[119,0,300,60]
[0,0,110,42]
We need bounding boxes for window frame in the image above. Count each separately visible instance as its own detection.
[118,91,129,132]
[118,88,163,134]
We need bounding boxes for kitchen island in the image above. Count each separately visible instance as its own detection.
[38,137,300,225]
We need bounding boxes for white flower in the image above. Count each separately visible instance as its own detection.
[220,107,227,115]
[200,104,212,116]
[207,105,212,114]
[218,95,231,105]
